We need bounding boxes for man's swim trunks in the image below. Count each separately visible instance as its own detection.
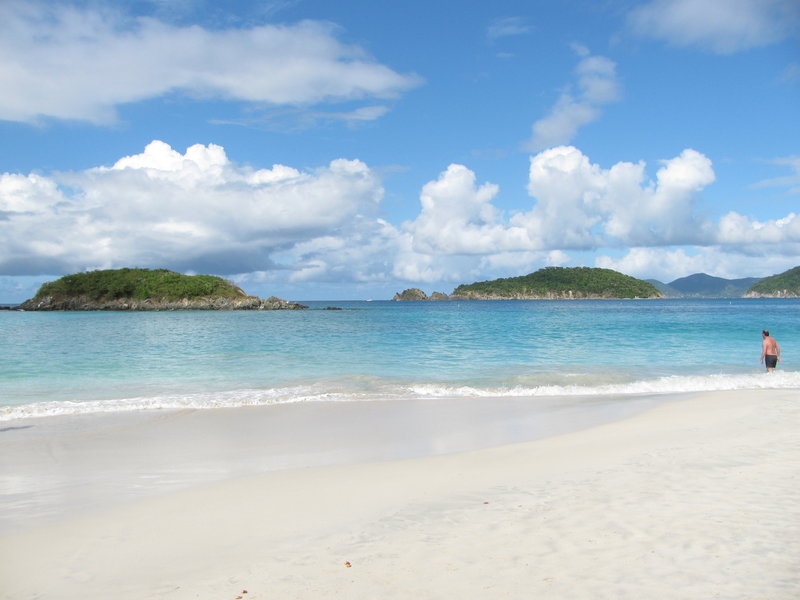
[765,354,778,369]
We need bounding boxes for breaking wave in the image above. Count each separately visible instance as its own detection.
[2,370,798,422]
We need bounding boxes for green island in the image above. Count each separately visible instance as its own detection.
[395,267,662,300]
[744,266,800,298]
[17,268,307,311]
[452,267,662,299]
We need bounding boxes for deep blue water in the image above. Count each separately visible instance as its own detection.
[1,299,798,419]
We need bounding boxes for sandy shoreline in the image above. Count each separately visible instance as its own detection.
[0,393,665,532]
[1,390,798,599]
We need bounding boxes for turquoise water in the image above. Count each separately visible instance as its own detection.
[1,299,798,420]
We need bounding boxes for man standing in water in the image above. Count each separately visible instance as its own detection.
[761,330,782,373]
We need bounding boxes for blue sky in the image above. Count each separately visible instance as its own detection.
[1,0,798,301]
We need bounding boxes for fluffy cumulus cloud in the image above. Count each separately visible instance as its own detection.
[0,140,386,276]
[521,147,799,253]
[628,0,800,54]
[524,48,621,151]
[717,212,800,246]
[0,1,420,124]
[405,164,529,255]
[404,146,717,254]
[511,146,714,249]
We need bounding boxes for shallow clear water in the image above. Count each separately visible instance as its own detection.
[1,298,798,419]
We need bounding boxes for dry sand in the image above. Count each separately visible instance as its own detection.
[1,389,798,599]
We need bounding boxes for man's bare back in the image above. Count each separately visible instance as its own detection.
[761,330,781,372]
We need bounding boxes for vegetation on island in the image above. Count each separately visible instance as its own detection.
[31,268,246,301]
[18,268,307,311]
[745,266,800,297]
[450,267,662,299]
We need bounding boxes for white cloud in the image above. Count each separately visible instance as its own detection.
[211,104,393,132]
[524,51,621,151]
[274,217,404,285]
[0,140,384,275]
[400,146,795,274]
[628,0,800,54]
[477,250,569,276]
[782,62,800,84]
[603,149,716,244]
[392,233,447,283]
[575,56,621,104]
[717,212,800,245]
[515,146,715,248]
[526,98,600,153]
[405,164,528,255]
[0,173,64,213]
[517,146,606,248]
[392,234,494,286]
[400,147,718,264]
[323,105,392,123]
[596,246,799,282]
[595,247,705,281]
[0,2,420,124]
[487,17,532,41]
[752,156,800,195]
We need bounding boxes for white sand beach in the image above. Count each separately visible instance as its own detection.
[1,389,798,599]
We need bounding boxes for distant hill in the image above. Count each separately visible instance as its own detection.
[646,279,682,297]
[744,266,800,298]
[448,267,662,300]
[17,268,307,311]
[665,273,763,298]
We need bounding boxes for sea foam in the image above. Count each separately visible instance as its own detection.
[407,371,800,397]
[2,370,798,422]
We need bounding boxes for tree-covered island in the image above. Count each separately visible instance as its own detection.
[17,268,307,310]
[744,266,800,298]
[395,267,663,300]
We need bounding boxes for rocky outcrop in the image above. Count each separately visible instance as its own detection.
[393,288,453,301]
[17,294,307,311]
[428,292,450,300]
[393,288,429,301]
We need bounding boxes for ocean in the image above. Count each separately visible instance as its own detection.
[1,298,798,421]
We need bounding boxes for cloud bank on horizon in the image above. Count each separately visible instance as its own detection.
[4,140,797,289]
[1,0,798,300]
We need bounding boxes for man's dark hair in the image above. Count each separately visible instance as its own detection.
[763,330,770,336]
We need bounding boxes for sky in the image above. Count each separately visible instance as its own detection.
[1,0,799,301]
